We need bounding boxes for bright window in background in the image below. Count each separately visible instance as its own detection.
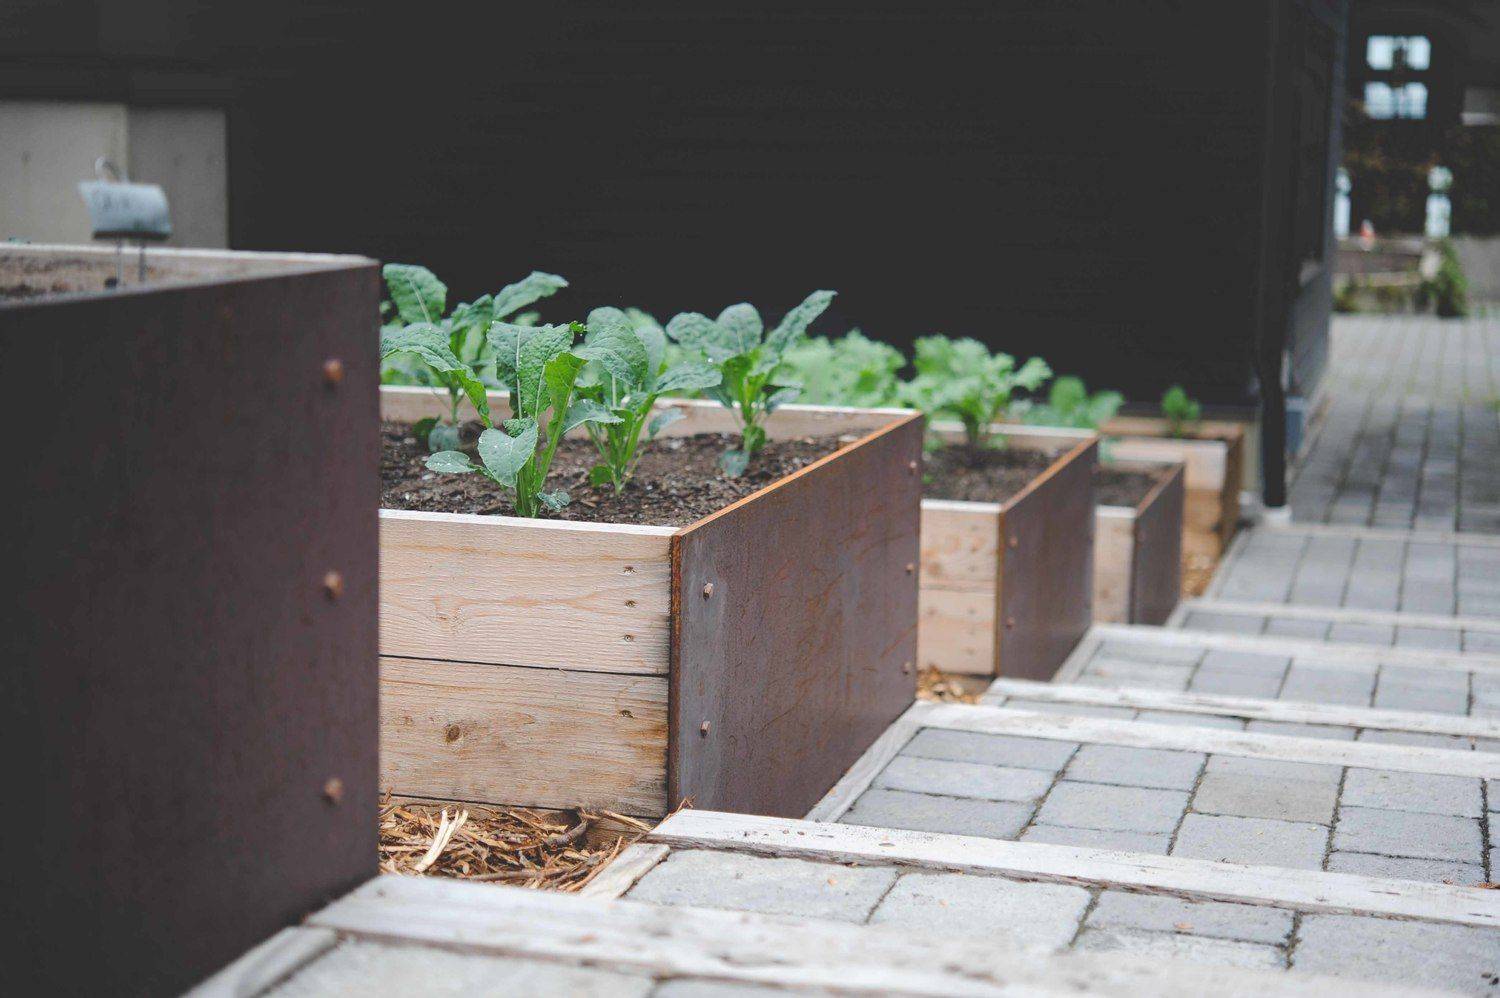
[1364,81,1428,120]
[1366,35,1431,71]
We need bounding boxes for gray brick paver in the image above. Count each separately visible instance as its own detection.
[1332,806,1483,864]
[870,872,1090,950]
[628,851,897,923]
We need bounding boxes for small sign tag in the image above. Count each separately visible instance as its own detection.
[78,181,172,241]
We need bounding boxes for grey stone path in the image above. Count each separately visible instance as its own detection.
[1290,315,1500,533]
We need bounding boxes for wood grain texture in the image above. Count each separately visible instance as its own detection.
[1105,418,1245,550]
[669,413,923,817]
[919,499,1001,588]
[1091,509,1136,624]
[918,587,996,675]
[1131,462,1185,624]
[380,510,674,675]
[996,437,1098,680]
[380,657,668,815]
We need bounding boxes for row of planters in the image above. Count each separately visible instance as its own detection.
[375,265,1244,820]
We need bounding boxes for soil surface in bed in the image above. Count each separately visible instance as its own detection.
[1094,467,1163,508]
[921,445,1058,503]
[382,420,846,526]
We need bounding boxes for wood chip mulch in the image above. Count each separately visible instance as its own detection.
[917,666,984,704]
[378,797,651,891]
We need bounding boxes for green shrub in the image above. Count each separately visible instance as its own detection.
[1017,375,1123,430]
[1160,384,1202,438]
[897,337,1050,449]
[778,329,905,408]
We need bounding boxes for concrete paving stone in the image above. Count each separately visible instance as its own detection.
[1464,631,1500,654]
[875,755,1056,803]
[1264,618,1331,640]
[653,981,786,997]
[1394,626,1463,651]
[1460,595,1500,616]
[1332,806,1483,863]
[1245,720,1356,740]
[870,872,1090,950]
[1198,650,1292,676]
[1086,890,1293,945]
[840,788,1034,839]
[1278,668,1375,706]
[1372,685,1470,715]
[1191,771,1337,825]
[1205,755,1343,783]
[1327,622,1395,645]
[1033,782,1188,834]
[1381,664,1470,693]
[1077,659,1192,691]
[1326,850,1487,885]
[1290,654,1378,677]
[1132,710,1247,731]
[1341,770,1482,817]
[999,699,1138,718]
[1291,913,1500,994]
[1073,927,1286,970]
[1063,744,1205,791]
[1182,611,1266,635]
[1487,779,1498,812]
[899,729,1078,772]
[628,850,897,923]
[1401,590,1459,615]
[1357,729,1479,749]
[1171,813,1329,869]
[1097,641,1203,665]
[1189,669,1284,698]
[1018,823,1171,854]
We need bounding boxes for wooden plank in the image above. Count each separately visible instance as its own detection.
[380,657,669,814]
[576,843,671,899]
[919,499,1001,589]
[804,701,938,821]
[649,810,1500,929]
[985,678,1500,740]
[379,510,675,675]
[185,928,338,998]
[1250,521,1500,547]
[1092,508,1135,624]
[304,876,1353,997]
[920,703,1500,778]
[996,436,1097,680]
[1181,598,1500,634]
[1107,436,1227,494]
[1090,623,1500,673]
[918,588,995,675]
[669,413,923,817]
[1130,462,1184,625]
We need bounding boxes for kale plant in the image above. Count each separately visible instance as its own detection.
[665,290,836,475]
[572,307,721,491]
[778,329,904,408]
[1160,384,1202,438]
[424,316,617,518]
[1018,375,1124,430]
[897,336,1051,449]
[380,264,567,449]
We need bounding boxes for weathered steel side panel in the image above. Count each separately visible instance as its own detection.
[669,415,923,817]
[1,258,379,995]
[996,439,1098,680]
[1132,463,1186,626]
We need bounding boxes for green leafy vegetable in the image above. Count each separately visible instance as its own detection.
[778,329,904,408]
[379,264,568,435]
[1160,384,1202,438]
[666,290,836,475]
[1017,375,1124,430]
[897,336,1051,449]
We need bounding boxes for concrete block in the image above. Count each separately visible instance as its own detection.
[1063,744,1205,791]
[629,850,897,923]
[1171,813,1328,870]
[870,872,1090,950]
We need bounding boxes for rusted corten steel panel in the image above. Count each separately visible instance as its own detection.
[669,413,923,817]
[1,254,379,996]
[997,437,1097,680]
[1132,462,1185,625]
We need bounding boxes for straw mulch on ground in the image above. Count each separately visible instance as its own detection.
[379,798,650,891]
[917,665,984,704]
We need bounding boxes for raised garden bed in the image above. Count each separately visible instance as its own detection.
[1102,415,1245,559]
[1093,460,1185,625]
[918,424,1097,680]
[379,386,921,820]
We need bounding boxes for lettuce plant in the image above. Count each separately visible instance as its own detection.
[1018,375,1124,430]
[666,290,836,475]
[897,336,1051,449]
[380,264,567,448]
[573,307,721,491]
[778,329,904,408]
[1160,384,1202,438]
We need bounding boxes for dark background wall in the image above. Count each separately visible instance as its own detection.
[3,1,1345,413]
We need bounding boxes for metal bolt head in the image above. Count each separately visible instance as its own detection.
[901,661,913,674]
[905,562,916,575]
[322,357,345,386]
[323,570,344,599]
[699,721,711,736]
[322,777,344,804]
[907,459,919,473]
[1008,536,1019,549]
[702,582,714,598]
[1005,617,1016,630]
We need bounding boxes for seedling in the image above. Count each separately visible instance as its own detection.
[573,307,721,491]
[381,264,567,448]
[779,329,904,408]
[666,290,836,475]
[1160,384,1202,438]
[898,336,1051,450]
[1019,375,1124,430]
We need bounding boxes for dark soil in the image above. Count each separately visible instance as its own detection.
[381,420,847,526]
[921,445,1058,503]
[1095,467,1164,508]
